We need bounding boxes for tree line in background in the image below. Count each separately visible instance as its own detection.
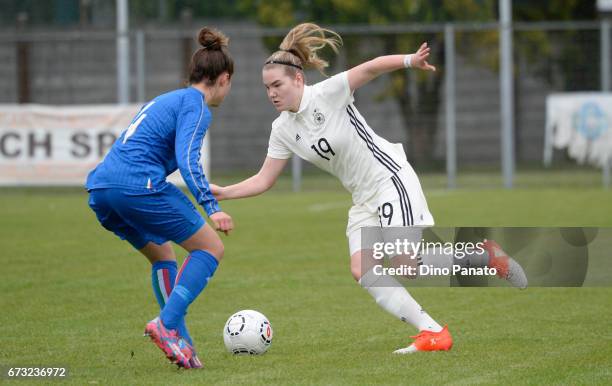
[1,0,597,28]
[241,0,598,163]
[2,0,600,164]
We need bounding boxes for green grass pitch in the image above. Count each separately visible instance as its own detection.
[1,170,611,385]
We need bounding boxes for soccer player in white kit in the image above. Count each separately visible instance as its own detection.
[211,23,527,354]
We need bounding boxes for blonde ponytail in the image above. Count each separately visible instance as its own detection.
[264,23,342,75]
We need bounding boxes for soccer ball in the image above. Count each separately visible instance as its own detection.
[223,310,273,355]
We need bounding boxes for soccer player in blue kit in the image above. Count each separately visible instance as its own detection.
[86,27,233,369]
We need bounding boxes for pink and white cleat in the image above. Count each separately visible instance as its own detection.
[188,353,203,369]
[178,337,203,369]
[144,317,193,369]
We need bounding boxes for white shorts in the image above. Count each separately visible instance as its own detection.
[347,164,434,256]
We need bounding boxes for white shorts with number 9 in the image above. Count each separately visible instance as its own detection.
[346,164,434,255]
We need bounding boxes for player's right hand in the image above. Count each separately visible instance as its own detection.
[210,211,233,235]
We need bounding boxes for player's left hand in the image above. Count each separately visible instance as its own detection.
[210,211,233,235]
[411,42,436,72]
[210,183,225,200]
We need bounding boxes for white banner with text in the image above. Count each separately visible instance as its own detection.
[0,104,209,186]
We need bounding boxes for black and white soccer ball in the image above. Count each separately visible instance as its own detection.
[223,310,273,355]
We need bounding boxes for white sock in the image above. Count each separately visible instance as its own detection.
[418,249,453,270]
[359,269,443,332]
[419,248,489,269]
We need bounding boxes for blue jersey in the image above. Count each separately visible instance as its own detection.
[86,87,220,217]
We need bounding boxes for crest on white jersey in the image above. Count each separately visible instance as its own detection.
[313,108,325,126]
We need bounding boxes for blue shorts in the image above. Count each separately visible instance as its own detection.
[88,183,205,250]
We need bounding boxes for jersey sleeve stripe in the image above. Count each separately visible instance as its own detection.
[187,97,207,204]
[196,132,210,213]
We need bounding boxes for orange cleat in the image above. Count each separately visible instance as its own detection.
[483,239,528,289]
[393,325,453,354]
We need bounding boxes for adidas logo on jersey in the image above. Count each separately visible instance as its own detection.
[295,133,301,142]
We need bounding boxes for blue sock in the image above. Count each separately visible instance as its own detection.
[160,250,219,330]
[151,260,193,345]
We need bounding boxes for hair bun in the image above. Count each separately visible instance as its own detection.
[198,27,229,50]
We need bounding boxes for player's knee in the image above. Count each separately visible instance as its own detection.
[389,254,418,280]
[205,240,224,261]
[215,243,225,260]
[350,261,362,282]
[350,251,367,282]
[350,268,361,282]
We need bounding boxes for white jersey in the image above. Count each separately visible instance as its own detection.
[267,71,409,206]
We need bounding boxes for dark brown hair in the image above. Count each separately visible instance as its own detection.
[188,27,234,85]
[264,23,342,76]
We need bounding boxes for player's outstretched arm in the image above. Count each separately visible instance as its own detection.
[347,42,435,92]
[211,156,288,201]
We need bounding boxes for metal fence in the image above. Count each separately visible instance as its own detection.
[0,20,610,187]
